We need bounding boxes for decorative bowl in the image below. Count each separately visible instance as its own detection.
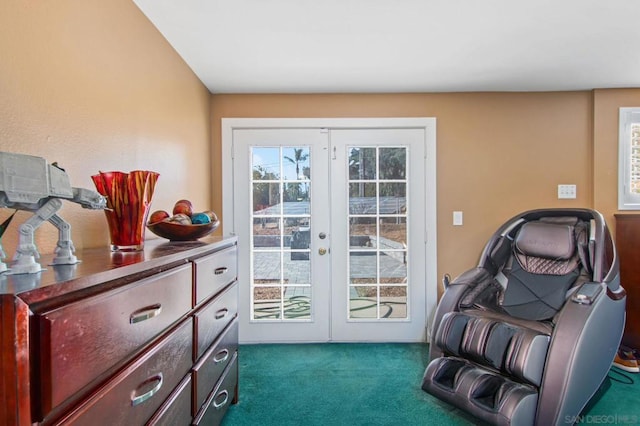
[147,219,219,241]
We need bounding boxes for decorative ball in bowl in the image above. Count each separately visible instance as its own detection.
[146,201,219,241]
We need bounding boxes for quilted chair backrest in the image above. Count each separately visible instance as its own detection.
[499,218,585,321]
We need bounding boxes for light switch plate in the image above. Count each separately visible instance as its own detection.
[558,184,577,199]
[453,211,463,226]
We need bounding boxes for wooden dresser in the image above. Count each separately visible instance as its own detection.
[615,214,640,351]
[0,236,238,425]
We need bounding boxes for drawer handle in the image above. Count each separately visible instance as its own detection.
[131,373,163,407]
[215,308,229,320]
[130,304,162,324]
[213,390,229,410]
[214,267,228,276]
[213,349,230,364]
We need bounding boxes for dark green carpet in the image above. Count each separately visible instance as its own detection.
[221,344,640,426]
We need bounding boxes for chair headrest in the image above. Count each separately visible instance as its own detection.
[514,221,576,260]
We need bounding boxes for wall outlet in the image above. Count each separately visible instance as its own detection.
[558,184,577,199]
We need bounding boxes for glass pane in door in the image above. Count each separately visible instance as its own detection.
[251,146,312,320]
[347,146,408,320]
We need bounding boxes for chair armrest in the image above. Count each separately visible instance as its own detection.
[537,281,625,425]
[570,282,603,305]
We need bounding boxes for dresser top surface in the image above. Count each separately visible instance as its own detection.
[0,236,237,306]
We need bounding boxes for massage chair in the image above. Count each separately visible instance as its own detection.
[422,208,626,425]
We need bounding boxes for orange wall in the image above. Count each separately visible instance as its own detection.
[1,0,637,287]
[0,0,212,256]
[211,92,593,280]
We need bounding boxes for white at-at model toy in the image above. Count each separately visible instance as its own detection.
[0,152,106,274]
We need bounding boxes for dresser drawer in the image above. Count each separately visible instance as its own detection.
[193,246,237,305]
[193,353,238,426]
[193,320,238,413]
[57,318,193,426]
[37,264,193,416]
[194,282,238,360]
[146,374,192,426]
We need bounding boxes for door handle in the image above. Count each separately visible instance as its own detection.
[318,247,327,255]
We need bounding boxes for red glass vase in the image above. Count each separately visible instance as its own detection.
[91,170,159,251]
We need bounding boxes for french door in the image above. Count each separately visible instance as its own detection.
[222,118,437,343]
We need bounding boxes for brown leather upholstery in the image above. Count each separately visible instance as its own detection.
[514,221,579,275]
[423,209,625,426]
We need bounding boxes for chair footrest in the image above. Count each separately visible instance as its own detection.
[422,357,538,426]
[434,311,550,387]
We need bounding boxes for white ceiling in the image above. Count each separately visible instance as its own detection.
[132,0,640,94]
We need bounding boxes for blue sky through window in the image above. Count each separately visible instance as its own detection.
[252,147,310,181]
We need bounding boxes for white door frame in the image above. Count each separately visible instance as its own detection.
[221,118,437,343]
